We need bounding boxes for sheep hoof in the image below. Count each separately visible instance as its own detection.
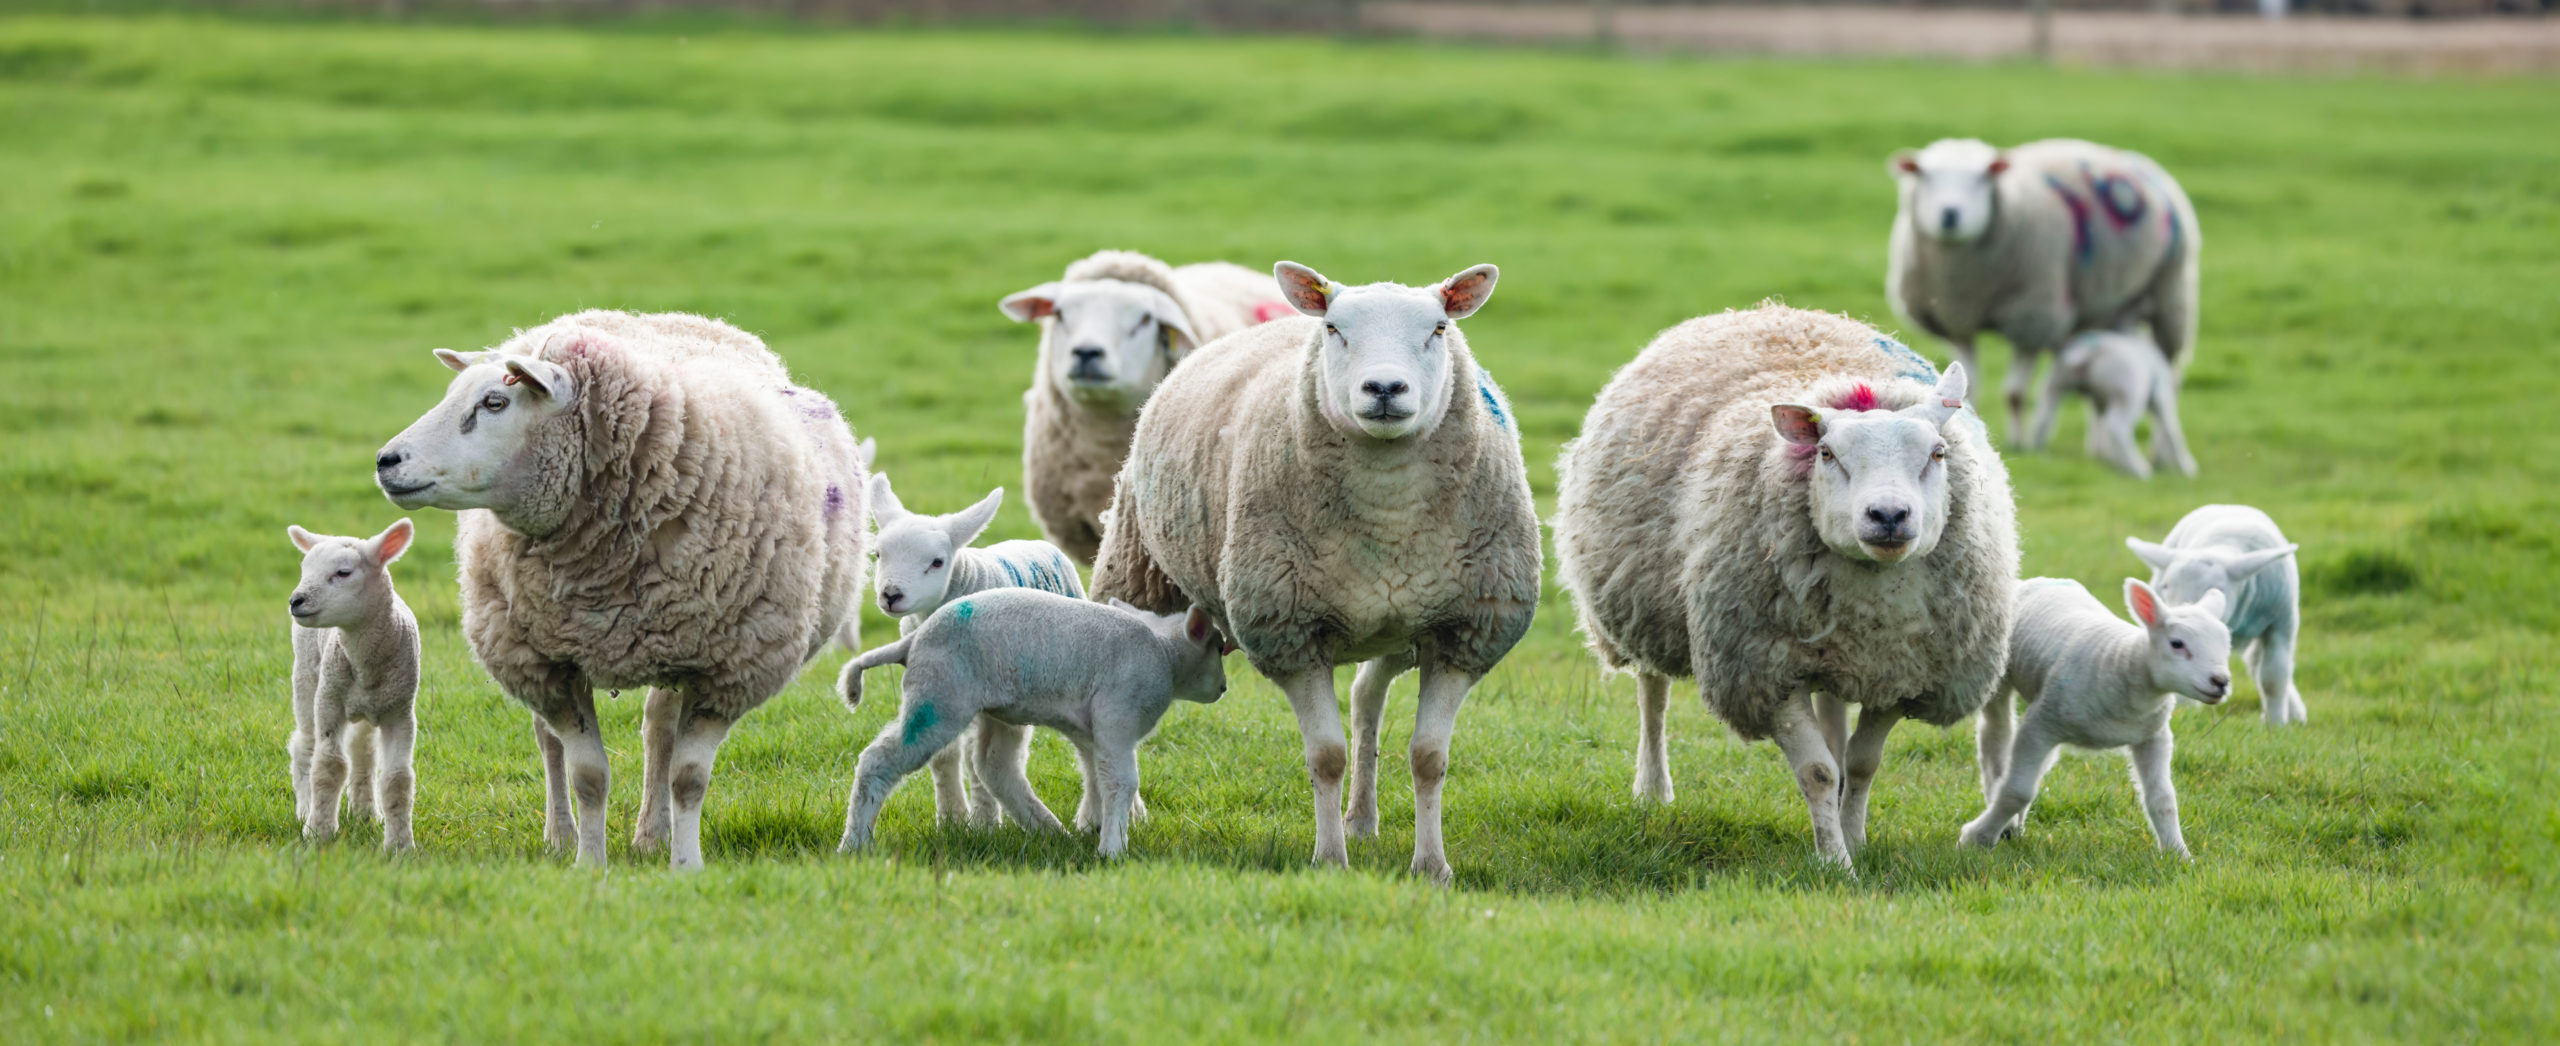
[1344,811,1379,839]
[1410,855,1453,886]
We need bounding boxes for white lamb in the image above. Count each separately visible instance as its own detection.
[2035,327,2197,478]
[1090,262,1542,884]
[285,519,422,851]
[1962,578,2232,857]
[1553,305,2019,872]
[836,590,1229,859]
[2128,504,2306,724]
[1886,137,2201,443]
[375,309,868,870]
[1000,250,1288,564]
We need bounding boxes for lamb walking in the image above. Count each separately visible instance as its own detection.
[2036,327,2196,478]
[285,519,421,852]
[2129,505,2305,724]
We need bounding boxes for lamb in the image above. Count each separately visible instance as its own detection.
[1552,305,2019,872]
[284,519,422,851]
[2035,327,2197,478]
[846,474,1138,833]
[2128,504,2306,724]
[1886,137,2201,444]
[836,590,1229,859]
[1961,578,2232,857]
[1001,250,1288,564]
[1090,261,1541,884]
[375,309,868,870]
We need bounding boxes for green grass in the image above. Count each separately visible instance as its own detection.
[4,14,2557,1041]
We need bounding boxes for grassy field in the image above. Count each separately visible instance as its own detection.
[4,13,2556,1041]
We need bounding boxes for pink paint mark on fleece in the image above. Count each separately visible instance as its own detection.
[1251,301,1294,324]
[1784,384,1889,478]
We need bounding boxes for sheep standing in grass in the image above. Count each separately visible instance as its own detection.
[2036,327,2197,479]
[1553,305,2018,872]
[1001,250,1288,564]
[837,590,1229,859]
[1886,137,2201,443]
[375,309,867,870]
[1962,578,2231,857]
[1091,262,1540,884]
[285,519,420,851]
[2129,505,2305,724]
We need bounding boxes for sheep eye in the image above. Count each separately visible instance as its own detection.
[1131,315,1153,336]
[2170,639,2187,652]
[1817,445,1835,461]
[1324,324,1338,337]
[1931,445,1948,461]
[928,558,944,570]
[333,569,352,580]
[481,394,508,413]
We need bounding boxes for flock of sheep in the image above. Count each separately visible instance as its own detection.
[280,136,2311,881]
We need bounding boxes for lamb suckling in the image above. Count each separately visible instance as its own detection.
[2129,504,2306,724]
[1553,305,2019,872]
[285,518,422,851]
[1962,578,2232,857]
[836,590,1230,859]
[2036,327,2196,478]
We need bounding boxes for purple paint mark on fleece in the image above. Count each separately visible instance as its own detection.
[2044,174,2094,266]
[824,484,844,521]
[1784,384,1893,478]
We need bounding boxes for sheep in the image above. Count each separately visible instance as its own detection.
[2128,504,2306,724]
[1886,137,2201,444]
[1961,578,2232,857]
[375,309,867,870]
[1552,305,2019,872]
[1001,250,1288,564]
[836,590,1229,859]
[846,474,1140,833]
[284,519,422,851]
[2035,327,2197,479]
[1090,261,1540,884]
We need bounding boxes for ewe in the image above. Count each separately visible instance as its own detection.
[284,519,421,851]
[2128,504,2305,724]
[1091,262,1540,884]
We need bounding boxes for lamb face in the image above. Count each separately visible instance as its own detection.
[2128,538,2297,612]
[2126,580,2234,704]
[376,348,577,522]
[1003,280,1193,413]
[868,474,1000,618]
[1274,261,1496,442]
[1893,138,2005,244]
[1772,363,1972,564]
[1167,606,1231,705]
[285,519,412,629]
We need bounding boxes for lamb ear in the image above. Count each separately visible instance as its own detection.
[2124,578,2162,629]
[503,358,573,407]
[1770,404,1824,446]
[854,437,878,471]
[868,474,904,524]
[1438,264,1498,320]
[2197,589,2228,619]
[1184,606,1213,646]
[287,525,321,552]
[1139,287,1201,359]
[1889,149,1920,177]
[1987,154,2011,177]
[947,488,1003,548]
[2226,543,2299,581]
[2125,536,2177,571]
[999,282,1061,323]
[1273,262,1335,318]
[433,349,489,373]
[368,518,415,565]
[1908,361,1969,429]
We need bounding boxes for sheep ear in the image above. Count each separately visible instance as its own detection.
[1139,287,1201,359]
[2125,537,2176,571]
[1987,154,2011,177]
[368,518,415,565]
[868,474,904,524]
[1273,262,1335,318]
[2197,589,2228,619]
[503,358,573,406]
[1184,606,1213,646]
[999,282,1061,323]
[287,525,321,552]
[1907,361,1969,429]
[1438,264,1499,320]
[1770,404,1824,446]
[854,437,878,471]
[947,488,1002,548]
[2124,578,2162,629]
[433,349,489,373]
[1889,149,1920,177]
[2226,543,2299,581]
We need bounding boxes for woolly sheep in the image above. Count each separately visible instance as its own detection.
[1090,261,1540,884]
[836,590,1229,859]
[375,309,868,870]
[2036,327,2197,478]
[2128,504,2306,724]
[1961,578,2232,857]
[1553,305,2019,872]
[1886,137,2201,443]
[1000,250,1288,564]
[285,519,421,851]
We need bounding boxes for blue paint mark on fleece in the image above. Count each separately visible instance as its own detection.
[900,703,940,746]
[953,600,974,622]
[1871,336,1940,385]
[1474,365,1517,437]
[999,558,1024,587]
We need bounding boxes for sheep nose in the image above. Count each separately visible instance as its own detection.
[1361,380,1410,400]
[1866,505,1911,528]
[1071,346,1106,363]
[375,449,405,472]
[2209,674,2231,692]
[1939,207,1960,232]
[290,594,307,610]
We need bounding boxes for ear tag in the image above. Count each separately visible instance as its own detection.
[1323,281,1341,302]
[503,373,521,386]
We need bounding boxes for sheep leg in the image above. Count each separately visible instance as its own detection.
[1812,693,1851,782]
[970,716,1035,830]
[924,725,973,826]
[1276,667,1352,870]
[541,694,611,869]
[1408,663,1475,886]
[1090,744,1141,859]
[1770,693,1850,870]
[2026,358,2070,452]
[1345,652,1414,839]
[289,644,317,821]
[2147,373,2198,478]
[2094,397,2152,479]
[533,716,574,854]
[304,695,349,843]
[374,714,416,853]
[343,721,377,824]
[839,698,974,853]
[977,730,1064,835]
[2128,730,2188,858]
[631,686,680,854]
[1960,716,2061,849]
[666,708,734,872]
[1975,690,2016,808]
[2250,625,2307,726]
[1838,706,1901,852]
[1632,671,1674,804]
[2002,345,2046,447]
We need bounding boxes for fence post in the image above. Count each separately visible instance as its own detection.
[1594,0,1616,48]
[2028,0,2053,62]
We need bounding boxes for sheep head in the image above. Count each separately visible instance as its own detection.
[1275,260,1497,443]
[1772,363,1972,565]
[1891,137,2007,244]
[376,335,584,535]
[1002,278,1198,413]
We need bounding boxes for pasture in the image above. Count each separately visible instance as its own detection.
[2,14,2555,1040]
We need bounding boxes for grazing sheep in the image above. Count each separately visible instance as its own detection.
[836,590,1229,859]
[1001,250,1288,564]
[285,519,422,851]
[2128,505,2305,724]
[2036,327,2197,479]
[375,309,867,870]
[1962,578,2232,857]
[1886,137,2201,443]
[1090,262,1540,884]
[1553,305,2019,872]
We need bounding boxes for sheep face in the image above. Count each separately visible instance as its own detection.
[285,520,412,629]
[2125,579,2234,704]
[376,349,577,523]
[2126,538,2298,613]
[1002,281,1196,412]
[868,474,1001,618]
[1892,138,2006,244]
[1772,364,1972,565]
[1274,261,1498,442]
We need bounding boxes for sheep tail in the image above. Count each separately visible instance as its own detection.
[836,637,912,712]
